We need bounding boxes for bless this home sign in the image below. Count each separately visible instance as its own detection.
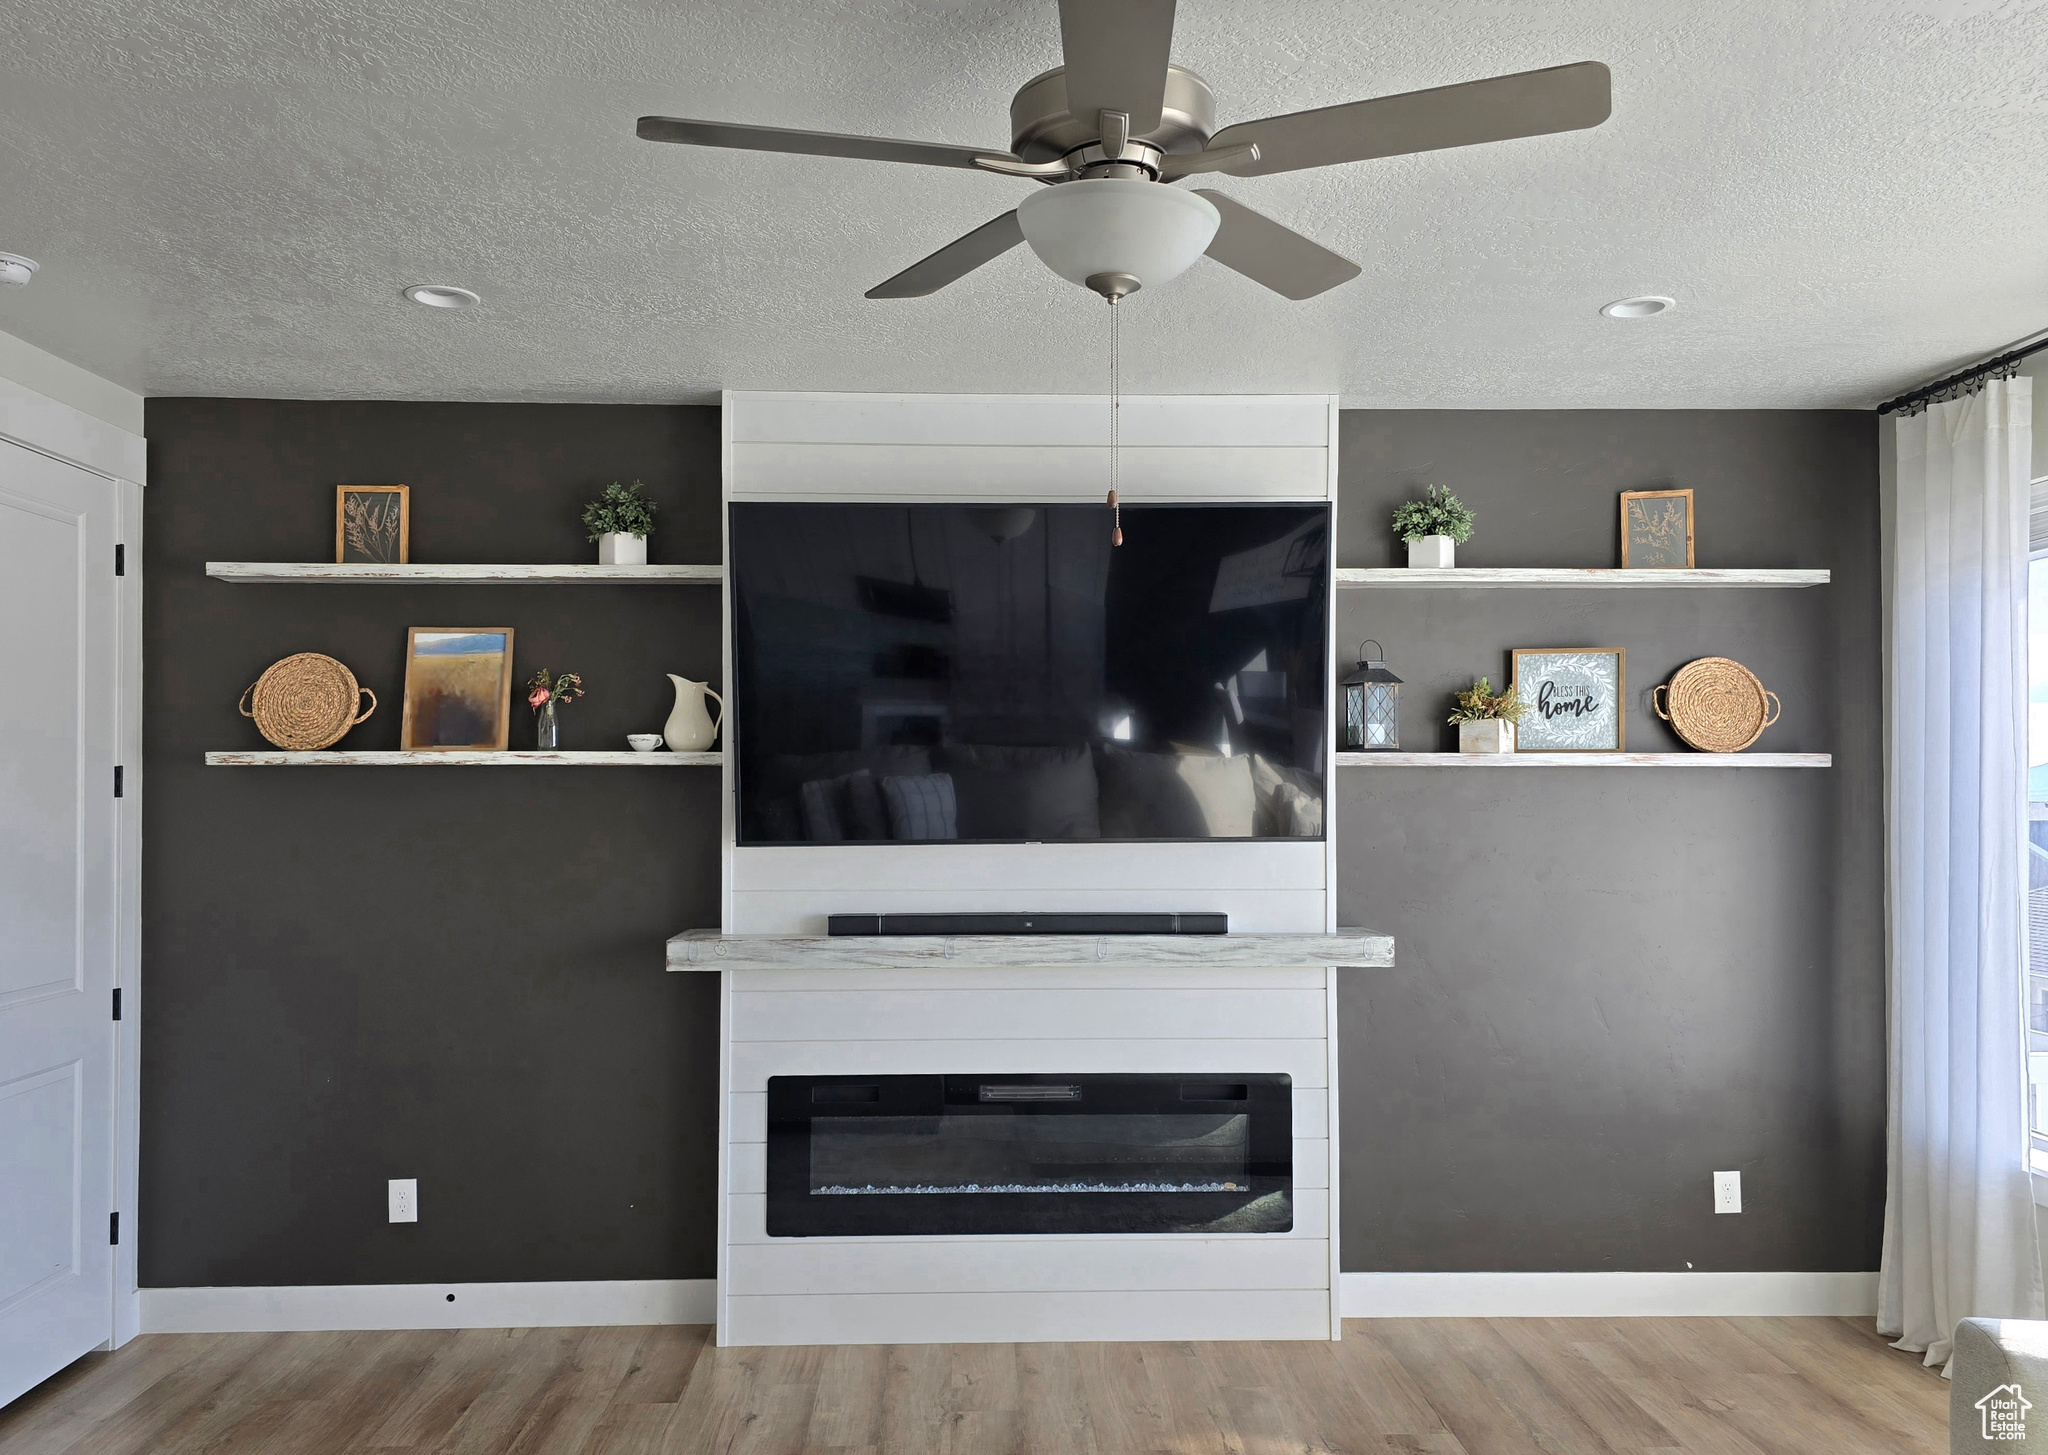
[1512,649,1626,752]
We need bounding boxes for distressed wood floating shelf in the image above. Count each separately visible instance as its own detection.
[1336,752,1829,768]
[668,927,1393,971]
[1334,568,1829,589]
[206,750,721,767]
[205,562,723,584]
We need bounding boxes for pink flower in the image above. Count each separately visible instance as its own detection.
[528,688,550,708]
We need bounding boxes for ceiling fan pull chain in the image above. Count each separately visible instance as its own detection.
[1108,295,1123,546]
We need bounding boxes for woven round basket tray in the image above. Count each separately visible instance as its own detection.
[239,653,376,750]
[1653,656,1779,753]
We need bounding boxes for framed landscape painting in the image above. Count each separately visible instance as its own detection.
[336,484,410,564]
[400,628,515,750]
[1511,648,1625,752]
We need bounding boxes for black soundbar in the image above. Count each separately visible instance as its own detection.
[828,912,1227,937]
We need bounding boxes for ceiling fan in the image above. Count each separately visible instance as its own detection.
[638,1,1610,304]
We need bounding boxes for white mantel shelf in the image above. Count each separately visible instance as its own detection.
[207,750,719,767]
[1337,752,1829,768]
[668,928,1392,971]
[206,562,722,584]
[1335,567,1829,589]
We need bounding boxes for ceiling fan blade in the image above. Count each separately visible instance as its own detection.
[866,211,1026,299]
[1156,143,1259,181]
[637,116,1015,171]
[1057,0,1177,135]
[1194,191,1361,300]
[1206,60,1611,177]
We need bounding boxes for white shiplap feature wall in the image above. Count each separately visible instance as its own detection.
[719,391,1340,935]
[719,965,1339,1347]
[708,392,1353,1348]
[728,395,1335,447]
[727,393,1333,502]
[729,987,1325,1041]
[727,842,1328,938]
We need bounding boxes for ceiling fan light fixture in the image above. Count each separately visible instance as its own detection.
[403,284,481,310]
[1017,179,1219,298]
[635,4,1608,306]
[1601,295,1674,319]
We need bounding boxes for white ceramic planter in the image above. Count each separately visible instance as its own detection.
[1458,718,1515,754]
[1407,535,1456,568]
[598,532,648,565]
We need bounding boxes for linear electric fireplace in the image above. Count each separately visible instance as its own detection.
[766,1073,1292,1237]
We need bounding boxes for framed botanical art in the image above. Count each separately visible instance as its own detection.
[400,628,515,750]
[336,484,409,564]
[1619,488,1693,568]
[1511,648,1625,752]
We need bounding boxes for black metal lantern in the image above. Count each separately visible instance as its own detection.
[1341,640,1403,750]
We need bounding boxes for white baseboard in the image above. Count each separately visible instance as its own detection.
[140,1279,717,1333]
[1341,1271,1879,1319]
[138,1272,1875,1335]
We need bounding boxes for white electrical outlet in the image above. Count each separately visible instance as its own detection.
[388,1178,418,1223]
[1713,1170,1742,1214]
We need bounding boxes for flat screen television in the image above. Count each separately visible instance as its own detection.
[728,501,1330,845]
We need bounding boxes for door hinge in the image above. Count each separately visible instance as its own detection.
[109,1212,119,1245]
[115,543,125,576]
[113,987,122,1021]
[114,765,124,798]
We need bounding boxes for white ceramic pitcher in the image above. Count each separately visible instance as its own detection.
[664,675,724,753]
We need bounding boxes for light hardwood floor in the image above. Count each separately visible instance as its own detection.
[0,1317,1947,1454]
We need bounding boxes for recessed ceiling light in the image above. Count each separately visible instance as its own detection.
[1601,295,1674,319]
[0,253,39,287]
[403,284,480,309]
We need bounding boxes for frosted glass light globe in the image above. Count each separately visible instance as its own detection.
[1016,179,1220,296]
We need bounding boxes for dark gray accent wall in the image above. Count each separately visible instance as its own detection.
[1335,411,1884,1272]
[142,400,725,1286]
[141,401,1883,1287]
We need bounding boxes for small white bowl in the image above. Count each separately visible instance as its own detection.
[627,734,664,753]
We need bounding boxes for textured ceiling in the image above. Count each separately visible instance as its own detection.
[1,0,2043,409]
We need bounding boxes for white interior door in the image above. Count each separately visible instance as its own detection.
[0,438,116,1406]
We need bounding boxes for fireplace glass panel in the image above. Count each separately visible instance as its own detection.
[767,1074,1292,1237]
[810,1111,1253,1195]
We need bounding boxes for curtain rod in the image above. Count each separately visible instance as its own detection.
[1878,329,2048,415]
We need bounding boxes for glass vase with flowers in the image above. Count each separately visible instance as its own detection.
[526,668,585,749]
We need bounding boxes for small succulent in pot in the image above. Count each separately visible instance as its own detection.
[584,480,658,564]
[1447,675,1522,754]
[1391,485,1476,568]
[1447,677,1524,725]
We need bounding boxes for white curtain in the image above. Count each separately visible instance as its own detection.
[1881,376,2042,1371]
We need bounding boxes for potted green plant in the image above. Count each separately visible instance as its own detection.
[1447,676,1524,754]
[583,480,658,565]
[1391,485,1476,569]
